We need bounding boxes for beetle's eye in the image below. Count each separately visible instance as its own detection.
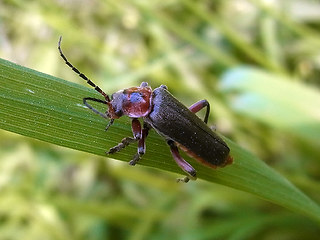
[115,109,123,116]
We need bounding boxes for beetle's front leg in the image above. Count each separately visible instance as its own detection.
[129,123,150,166]
[167,140,197,183]
[107,118,141,154]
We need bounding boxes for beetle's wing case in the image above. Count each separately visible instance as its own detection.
[145,87,231,168]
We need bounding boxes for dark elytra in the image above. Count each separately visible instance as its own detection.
[58,37,233,182]
[145,87,232,167]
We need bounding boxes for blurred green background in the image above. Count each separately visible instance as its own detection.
[0,0,320,239]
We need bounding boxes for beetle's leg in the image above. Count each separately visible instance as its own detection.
[131,118,142,139]
[129,123,150,166]
[210,125,217,132]
[167,140,197,183]
[107,118,141,154]
[189,99,210,124]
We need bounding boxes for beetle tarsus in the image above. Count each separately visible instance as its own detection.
[210,125,217,131]
[129,153,141,166]
[176,176,190,183]
[107,137,137,154]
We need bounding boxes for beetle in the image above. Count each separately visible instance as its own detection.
[58,37,233,182]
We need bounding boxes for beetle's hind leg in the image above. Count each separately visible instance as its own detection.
[107,118,141,154]
[129,123,150,166]
[167,140,197,183]
[189,99,210,124]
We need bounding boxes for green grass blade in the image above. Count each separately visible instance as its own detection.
[1,58,320,222]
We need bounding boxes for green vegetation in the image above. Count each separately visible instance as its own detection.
[0,0,320,239]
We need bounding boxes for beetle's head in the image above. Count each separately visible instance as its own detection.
[107,83,152,119]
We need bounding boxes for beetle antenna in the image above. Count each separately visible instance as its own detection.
[83,97,114,130]
[58,36,110,102]
[83,97,109,118]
